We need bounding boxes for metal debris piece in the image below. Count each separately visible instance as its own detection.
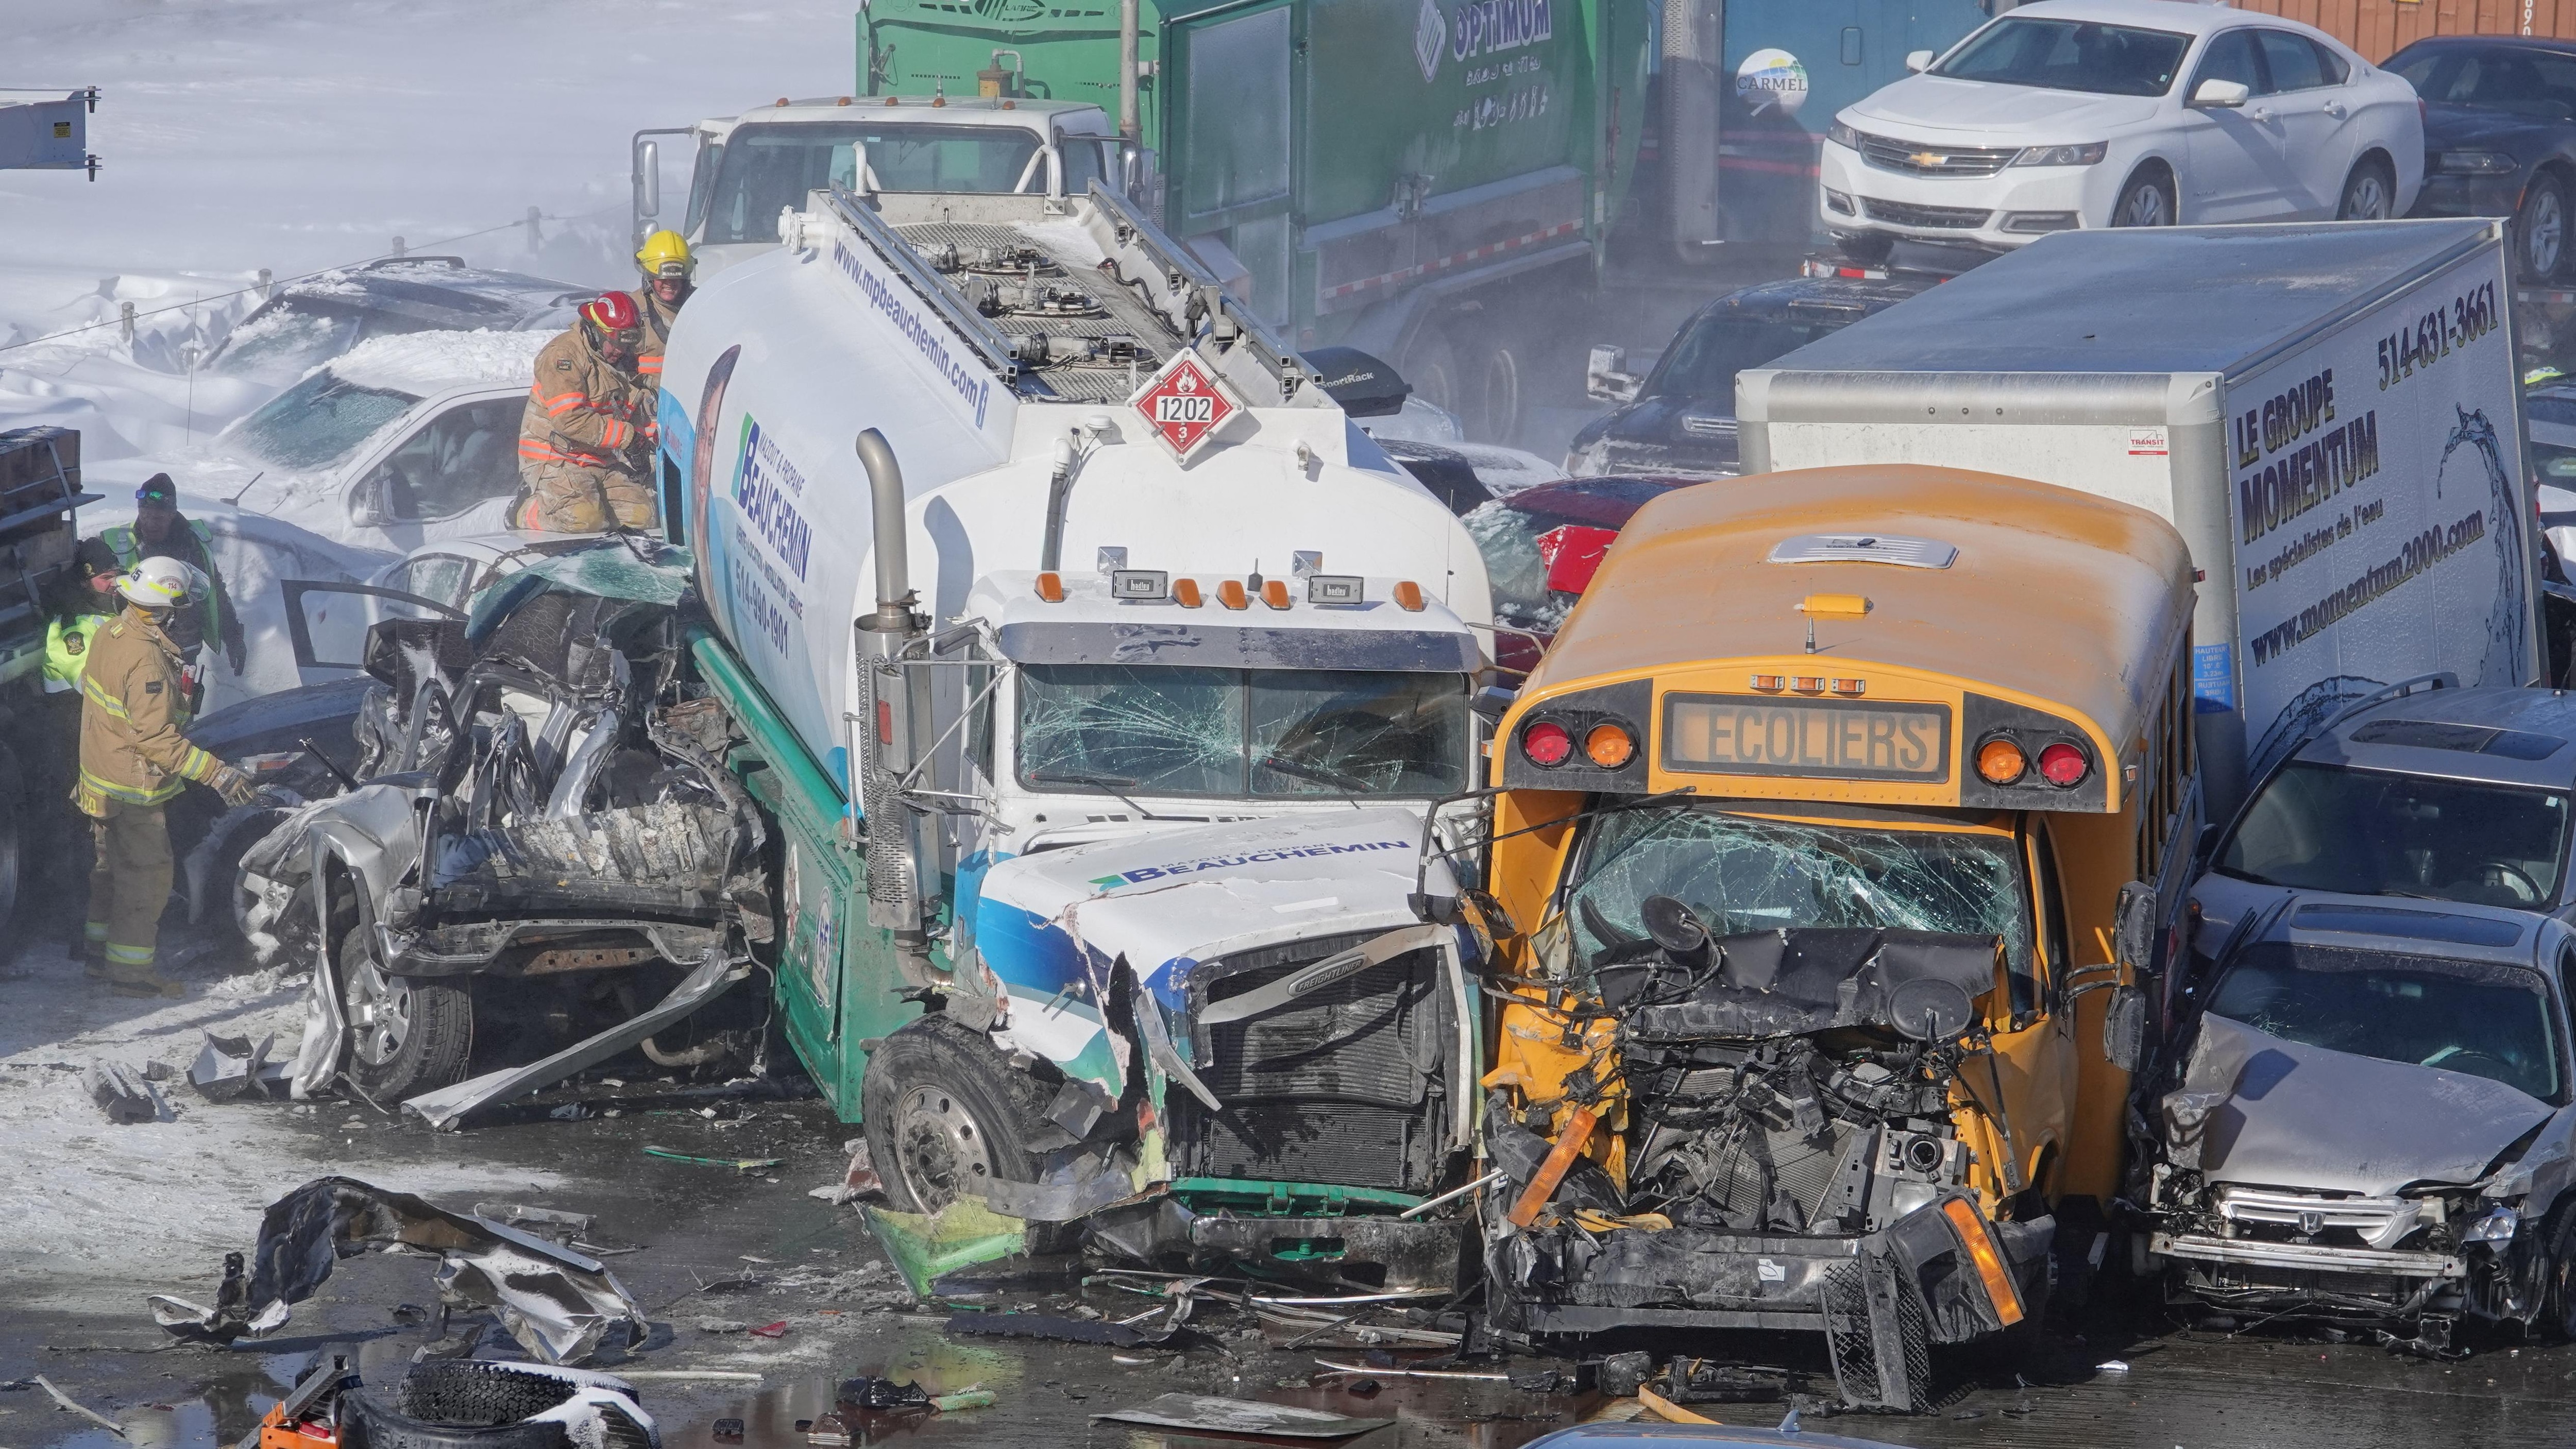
[944,1312,1174,1348]
[1257,1303,1462,1350]
[862,1199,1026,1299]
[1094,1395,1390,1439]
[713,1420,744,1442]
[1312,1361,1509,1383]
[402,955,743,1130]
[35,1375,125,1438]
[749,1320,790,1338]
[86,1060,162,1123]
[930,1390,995,1413]
[1638,1387,1717,1425]
[471,1203,597,1238]
[641,1146,785,1173]
[806,1412,851,1445]
[188,1031,287,1101]
[837,1378,930,1410]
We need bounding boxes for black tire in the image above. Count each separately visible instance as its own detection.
[2111,168,2176,227]
[1399,330,1465,427]
[2543,1202,2576,1340]
[1470,332,1527,445]
[862,1015,1053,1215]
[341,924,474,1099]
[2521,173,2569,283]
[1834,230,1897,264]
[0,738,24,936]
[2337,156,2396,221]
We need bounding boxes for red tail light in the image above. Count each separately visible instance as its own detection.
[1521,721,1574,767]
[2037,741,2089,787]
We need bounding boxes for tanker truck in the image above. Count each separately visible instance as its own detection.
[654,179,1500,1286]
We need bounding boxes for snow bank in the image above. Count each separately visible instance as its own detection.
[330,327,552,394]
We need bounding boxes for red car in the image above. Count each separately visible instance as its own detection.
[1464,474,1704,673]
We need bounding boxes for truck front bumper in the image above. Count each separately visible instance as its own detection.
[1079,1188,1468,1292]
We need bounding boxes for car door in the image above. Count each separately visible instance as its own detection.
[279,580,466,680]
[343,394,526,553]
[2181,27,2287,221]
[2253,30,2357,216]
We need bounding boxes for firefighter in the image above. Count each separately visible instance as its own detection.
[629,230,695,385]
[516,293,657,533]
[103,475,246,675]
[76,557,257,995]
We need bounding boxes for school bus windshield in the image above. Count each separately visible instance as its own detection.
[1566,806,2033,987]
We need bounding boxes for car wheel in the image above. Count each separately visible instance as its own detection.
[2111,170,2176,228]
[2545,1204,2576,1340]
[2520,174,2568,282]
[2337,158,2395,221]
[1835,230,1897,264]
[862,1015,1053,1216]
[341,924,474,1099]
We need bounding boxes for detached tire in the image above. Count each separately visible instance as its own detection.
[863,1015,1054,1215]
[341,924,474,1099]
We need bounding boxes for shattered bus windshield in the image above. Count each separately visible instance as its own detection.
[1567,808,2032,990]
[2208,942,2565,1101]
[1017,664,1469,798]
[698,123,1044,241]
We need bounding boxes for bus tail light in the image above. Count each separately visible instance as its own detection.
[2037,741,2090,787]
[1521,721,1573,767]
[1584,723,1635,768]
[1975,737,2026,785]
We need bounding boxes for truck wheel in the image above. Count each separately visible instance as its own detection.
[1473,339,1526,446]
[1834,231,1896,265]
[0,738,23,936]
[2520,174,2568,283]
[1399,333,1465,427]
[341,925,474,1099]
[862,1015,1052,1216]
[2336,157,2394,221]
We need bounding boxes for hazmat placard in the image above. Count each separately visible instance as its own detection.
[1131,348,1240,461]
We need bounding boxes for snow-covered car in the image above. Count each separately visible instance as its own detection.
[1819,0,2422,259]
[205,257,587,385]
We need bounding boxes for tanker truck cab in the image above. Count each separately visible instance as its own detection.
[647,98,1122,281]
[662,178,1498,1287]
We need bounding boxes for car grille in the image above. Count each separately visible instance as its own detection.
[1861,198,1992,230]
[2215,1185,2427,1251]
[1166,930,1451,1195]
[1853,130,2020,177]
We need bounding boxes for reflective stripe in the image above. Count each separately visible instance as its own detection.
[638,357,664,374]
[103,942,156,968]
[178,745,219,783]
[600,418,632,449]
[519,440,615,466]
[80,767,185,808]
[83,921,109,943]
[80,673,129,719]
[544,390,590,415]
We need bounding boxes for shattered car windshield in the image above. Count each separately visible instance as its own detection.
[1568,807,2032,994]
[2208,942,2565,1101]
[2218,762,2571,909]
[1017,663,1470,798]
[229,369,420,470]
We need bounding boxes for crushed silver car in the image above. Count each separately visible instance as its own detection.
[2141,892,2576,1350]
[236,539,773,1117]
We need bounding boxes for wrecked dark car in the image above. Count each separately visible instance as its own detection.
[2144,894,2576,1349]
[235,539,771,1120]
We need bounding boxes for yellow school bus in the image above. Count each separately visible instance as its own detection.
[1470,464,2195,1406]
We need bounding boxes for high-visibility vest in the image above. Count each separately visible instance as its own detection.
[42,610,107,692]
[102,520,227,643]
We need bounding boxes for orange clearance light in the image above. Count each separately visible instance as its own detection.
[1584,723,1635,769]
[1261,578,1291,609]
[1393,580,1426,612]
[1796,593,1872,619]
[1791,676,1826,693]
[1217,579,1250,610]
[1975,737,2026,785]
[1173,578,1204,608]
[2037,741,2091,787]
[1829,678,1866,696]
[1521,721,1574,767]
[1749,674,1786,691]
[1035,571,1065,603]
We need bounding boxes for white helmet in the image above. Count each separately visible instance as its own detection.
[117,556,209,610]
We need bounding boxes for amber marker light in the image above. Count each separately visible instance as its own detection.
[1035,571,1065,603]
[1584,723,1635,769]
[1393,581,1426,611]
[1173,578,1204,608]
[1942,1197,2026,1327]
[1217,580,1250,610]
[1975,737,2026,785]
[1261,579,1291,609]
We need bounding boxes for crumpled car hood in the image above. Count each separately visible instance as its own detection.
[2178,1013,2556,1195]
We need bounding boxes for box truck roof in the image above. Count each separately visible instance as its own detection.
[1762,220,2497,379]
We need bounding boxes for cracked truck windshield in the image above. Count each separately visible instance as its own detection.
[1016,663,1471,797]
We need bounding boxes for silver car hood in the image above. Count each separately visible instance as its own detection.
[2178,1013,2556,1196]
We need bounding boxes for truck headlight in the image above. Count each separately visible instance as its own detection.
[2464,1205,2520,1243]
[2012,142,2107,167]
[2436,150,2517,176]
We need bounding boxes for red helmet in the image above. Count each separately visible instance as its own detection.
[579,292,641,336]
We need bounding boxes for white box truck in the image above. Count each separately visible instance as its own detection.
[1738,219,2538,813]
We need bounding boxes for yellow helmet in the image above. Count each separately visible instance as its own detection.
[636,230,695,280]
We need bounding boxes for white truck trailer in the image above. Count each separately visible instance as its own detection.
[1737,219,2538,814]
[653,179,1497,1285]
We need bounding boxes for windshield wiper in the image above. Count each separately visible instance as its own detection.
[1027,769,1186,822]
[1260,752,1377,793]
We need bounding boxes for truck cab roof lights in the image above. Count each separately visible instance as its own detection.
[1217,579,1250,610]
[1306,574,1364,605]
[1393,581,1426,612]
[1036,571,1065,603]
[1173,578,1204,608]
[1261,579,1292,610]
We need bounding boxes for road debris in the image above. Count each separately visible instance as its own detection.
[188,1030,288,1101]
[643,1146,785,1173]
[806,1411,851,1444]
[151,1175,648,1363]
[341,1359,662,1449]
[945,1311,1176,1349]
[86,1060,164,1123]
[1094,1394,1391,1439]
[1639,1386,1717,1425]
[35,1374,126,1438]
[713,1419,744,1441]
[148,1251,255,1340]
[839,1378,931,1410]
[931,1390,996,1413]
[862,1199,1026,1298]
[472,1203,597,1239]
[749,1320,790,1338]
[810,1140,886,1205]
[1311,1361,1512,1383]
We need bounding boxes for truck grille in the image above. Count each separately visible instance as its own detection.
[1853,131,2020,177]
[1166,930,1451,1195]
[1861,198,1992,230]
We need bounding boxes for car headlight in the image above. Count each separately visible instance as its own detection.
[2436,150,2518,176]
[1827,120,1865,151]
[2464,1205,2521,1243]
[2012,142,2108,167]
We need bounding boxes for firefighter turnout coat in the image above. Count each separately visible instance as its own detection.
[77,604,224,814]
[517,327,655,531]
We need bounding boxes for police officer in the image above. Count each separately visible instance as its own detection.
[43,537,122,693]
[103,475,246,675]
[516,294,657,533]
[77,558,257,995]
[629,230,695,387]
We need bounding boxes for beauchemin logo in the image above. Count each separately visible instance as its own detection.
[1089,839,1411,893]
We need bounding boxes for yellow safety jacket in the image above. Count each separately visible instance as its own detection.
[42,610,107,692]
[76,605,222,814]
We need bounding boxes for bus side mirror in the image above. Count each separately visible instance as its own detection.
[2104,985,2147,1072]
[2113,880,2158,974]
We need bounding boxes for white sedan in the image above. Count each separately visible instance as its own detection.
[1819,0,2422,258]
